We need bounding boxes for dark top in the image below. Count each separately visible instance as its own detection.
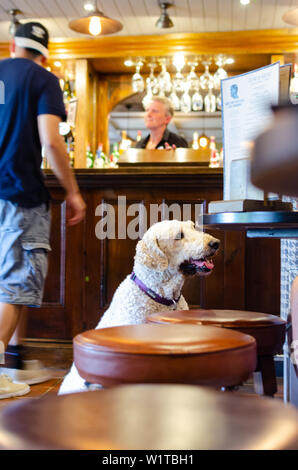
[0,58,66,207]
[135,128,188,149]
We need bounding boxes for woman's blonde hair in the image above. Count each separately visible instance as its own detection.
[149,96,174,117]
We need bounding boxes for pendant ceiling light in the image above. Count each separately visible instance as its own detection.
[282,7,298,26]
[69,1,123,37]
[155,1,174,29]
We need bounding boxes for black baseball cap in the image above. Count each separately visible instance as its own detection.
[14,22,49,59]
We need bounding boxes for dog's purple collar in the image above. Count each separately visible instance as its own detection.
[130,272,181,307]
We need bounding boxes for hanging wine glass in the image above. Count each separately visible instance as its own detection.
[199,59,214,91]
[192,89,204,111]
[172,53,185,96]
[186,61,200,95]
[213,55,228,91]
[169,90,181,111]
[142,63,158,109]
[181,60,202,111]
[157,58,172,95]
[204,86,217,113]
[172,71,185,95]
[180,86,192,113]
[146,62,159,95]
[142,87,153,110]
[132,60,144,93]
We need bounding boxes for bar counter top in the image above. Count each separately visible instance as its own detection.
[43,166,223,188]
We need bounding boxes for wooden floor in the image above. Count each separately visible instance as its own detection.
[0,341,284,411]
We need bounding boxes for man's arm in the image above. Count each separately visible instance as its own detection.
[37,114,86,226]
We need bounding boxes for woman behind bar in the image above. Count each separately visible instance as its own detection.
[135,96,188,149]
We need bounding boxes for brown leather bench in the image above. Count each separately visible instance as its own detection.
[73,323,256,389]
[147,309,286,396]
[0,384,297,450]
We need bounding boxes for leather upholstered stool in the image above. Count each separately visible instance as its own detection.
[147,309,286,396]
[73,323,256,389]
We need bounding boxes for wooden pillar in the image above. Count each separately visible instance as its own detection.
[97,77,109,155]
[74,59,98,167]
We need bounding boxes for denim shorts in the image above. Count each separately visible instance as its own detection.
[0,200,51,307]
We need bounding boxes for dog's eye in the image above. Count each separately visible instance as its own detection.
[175,231,184,240]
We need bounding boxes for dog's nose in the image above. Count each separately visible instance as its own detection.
[208,240,220,250]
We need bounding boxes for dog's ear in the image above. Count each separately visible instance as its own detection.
[134,237,168,271]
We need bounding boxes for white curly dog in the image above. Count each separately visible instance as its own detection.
[59,220,220,395]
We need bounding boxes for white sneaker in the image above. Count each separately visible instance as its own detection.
[0,374,30,399]
[0,367,52,385]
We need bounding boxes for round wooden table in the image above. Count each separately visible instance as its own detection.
[0,384,297,450]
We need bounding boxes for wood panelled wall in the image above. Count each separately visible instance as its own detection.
[25,169,280,341]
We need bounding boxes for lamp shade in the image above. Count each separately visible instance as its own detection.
[155,13,174,28]
[155,2,174,29]
[69,10,123,36]
[282,7,298,26]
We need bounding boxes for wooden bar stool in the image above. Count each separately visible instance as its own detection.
[147,309,286,396]
[73,323,256,389]
[0,384,297,450]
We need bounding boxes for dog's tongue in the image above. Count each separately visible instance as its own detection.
[191,259,214,270]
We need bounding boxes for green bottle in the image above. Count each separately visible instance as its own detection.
[112,142,120,166]
[86,145,94,168]
[94,143,106,168]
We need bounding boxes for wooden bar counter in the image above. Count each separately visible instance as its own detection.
[26,160,280,341]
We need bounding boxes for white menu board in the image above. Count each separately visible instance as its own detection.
[221,62,280,200]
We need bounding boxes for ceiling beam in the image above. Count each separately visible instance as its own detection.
[1,29,298,60]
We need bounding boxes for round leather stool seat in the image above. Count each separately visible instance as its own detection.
[147,309,286,396]
[73,323,256,388]
[1,384,297,450]
[147,309,286,355]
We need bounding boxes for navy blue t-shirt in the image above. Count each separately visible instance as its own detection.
[0,58,66,207]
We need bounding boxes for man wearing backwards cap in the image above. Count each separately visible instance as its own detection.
[0,22,86,398]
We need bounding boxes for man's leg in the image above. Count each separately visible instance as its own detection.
[0,302,51,384]
[8,307,27,345]
[0,304,30,399]
[0,303,22,349]
[6,307,27,368]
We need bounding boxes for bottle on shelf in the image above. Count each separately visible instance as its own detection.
[111,142,120,167]
[94,143,107,168]
[119,130,131,154]
[86,144,94,169]
[209,136,219,168]
[67,137,75,168]
[63,79,72,104]
[136,130,142,142]
[192,131,199,150]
